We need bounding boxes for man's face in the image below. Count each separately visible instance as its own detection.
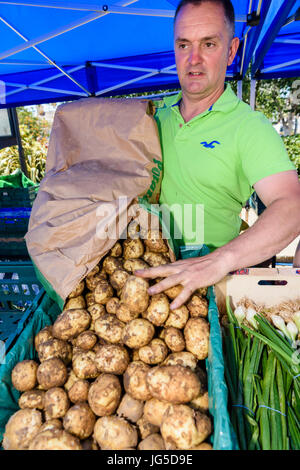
[174,2,239,100]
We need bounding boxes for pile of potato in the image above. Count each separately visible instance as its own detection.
[3,229,213,451]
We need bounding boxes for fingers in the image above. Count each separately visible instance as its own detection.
[169,284,195,310]
[134,263,178,279]
[147,274,182,296]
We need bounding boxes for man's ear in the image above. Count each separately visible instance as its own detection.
[227,37,240,66]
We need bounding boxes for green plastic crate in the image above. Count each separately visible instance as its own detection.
[0,186,37,209]
[0,240,29,260]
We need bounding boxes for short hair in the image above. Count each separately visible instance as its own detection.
[174,0,235,38]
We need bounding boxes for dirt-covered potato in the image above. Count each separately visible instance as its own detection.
[102,256,123,275]
[34,326,53,350]
[137,415,159,440]
[132,349,140,361]
[85,292,96,307]
[86,265,100,278]
[39,419,62,432]
[110,241,122,257]
[164,284,183,299]
[195,287,208,297]
[64,369,79,392]
[117,393,144,423]
[64,295,86,310]
[52,309,91,341]
[68,379,89,403]
[163,351,198,371]
[123,258,149,274]
[94,416,138,450]
[187,294,208,318]
[67,280,85,299]
[138,433,165,450]
[75,331,97,350]
[86,273,107,291]
[94,280,114,304]
[122,318,155,349]
[164,327,185,352]
[2,409,42,450]
[191,442,213,450]
[123,238,144,260]
[143,251,169,267]
[88,303,106,320]
[143,230,169,254]
[72,350,99,379]
[18,389,45,410]
[37,358,68,390]
[28,428,82,450]
[37,338,72,364]
[88,373,121,416]
[189,391,209,414]
[143,398,171,427]
[164,305,189,329]
[11,360,38,392]
[94,314,125,344]
[115,303,138,323]
[44,387,69,419]
[146,365,201,404]
[123,361,152,401]
[145,293,170,326]
[121,276,150,314]
[184,317,210,360]
[106,297,120,314]
[110,269,130,290]
[95,344,130,375]
[138,339,168,365]
[81,437,99,450]
[63,403,96,439]
[161,405,212,450]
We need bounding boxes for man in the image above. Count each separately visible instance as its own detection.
[136,0,300,309]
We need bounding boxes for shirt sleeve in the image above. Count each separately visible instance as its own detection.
[237,110,296,187]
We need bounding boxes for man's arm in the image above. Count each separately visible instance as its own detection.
[135,170,300,309]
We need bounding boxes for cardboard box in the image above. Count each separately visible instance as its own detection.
[215,267,300,316]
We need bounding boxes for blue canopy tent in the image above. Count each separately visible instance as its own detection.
[0,0,297,109]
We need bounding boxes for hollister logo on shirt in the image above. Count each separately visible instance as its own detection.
[200,141,220,148]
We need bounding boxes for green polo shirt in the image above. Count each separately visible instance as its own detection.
[154,85,295,251]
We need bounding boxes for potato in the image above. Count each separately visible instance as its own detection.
[18,389,45,410]
[86,273,107,291]
[184,317,210,360]
[195,287,208,297]
[68,379,89,403]
[64,295,86,310]
[189,391,209,414]
[85,292,95,307]
[11,360,38,392]
[88,373,121,416]
[143,398,171,427]
[164,305,189,329]
[187,294,208,318]
[37,358,68,390]
[75,331,97,350]
[138,339,168,365]
[164,327,185,352]
[164,284,183,299]
[146,365,200,404]
[37,338,72,364]
[110,241,122,257]
[81,437,99,450]
[161,405,212,450]
[34,326,53,350]
[117,393,144,423]
[121,276,150,314]
[95,344,130,375]
[123,258,149,274]
[3,409,42,450]
[64,369,80,392]
[191,442,213,450]
[123,238,144,260]
[67,280,85,299]
[144,230,168,253]
[93,416,138,450]
[143,251,169,267]
[44,387,69,419]
[28,428,82,450]
[52,308,91,341]
[88,303,106,319]
[94,281,114,304]
[72,350,99,379]
[110,269,129,290]
[145,293,170,326]
[132,349,140,361]
[122,318,155,349]
[106,297,120,314]
[102,256,123,275]
[94,314,124,344]
[123,361,152,401]
[163,351,198,371]
[39,419,62,432]
[116,303,139,323]
[86,265,100,278]
[63,403,96,439]
[136,415,159,440]
[138,433,165,450]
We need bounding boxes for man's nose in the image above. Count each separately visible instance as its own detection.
[188,45,203,65]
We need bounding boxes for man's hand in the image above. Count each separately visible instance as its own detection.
[134,250,230,310]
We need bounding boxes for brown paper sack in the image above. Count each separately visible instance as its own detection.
[25,97,164,302]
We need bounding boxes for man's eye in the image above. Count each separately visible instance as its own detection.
[205,42,215,48]
[178,43,188,49]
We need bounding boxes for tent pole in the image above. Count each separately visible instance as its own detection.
[237,80,243,100]
[11,108,28,178]
[250,79,256,110]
